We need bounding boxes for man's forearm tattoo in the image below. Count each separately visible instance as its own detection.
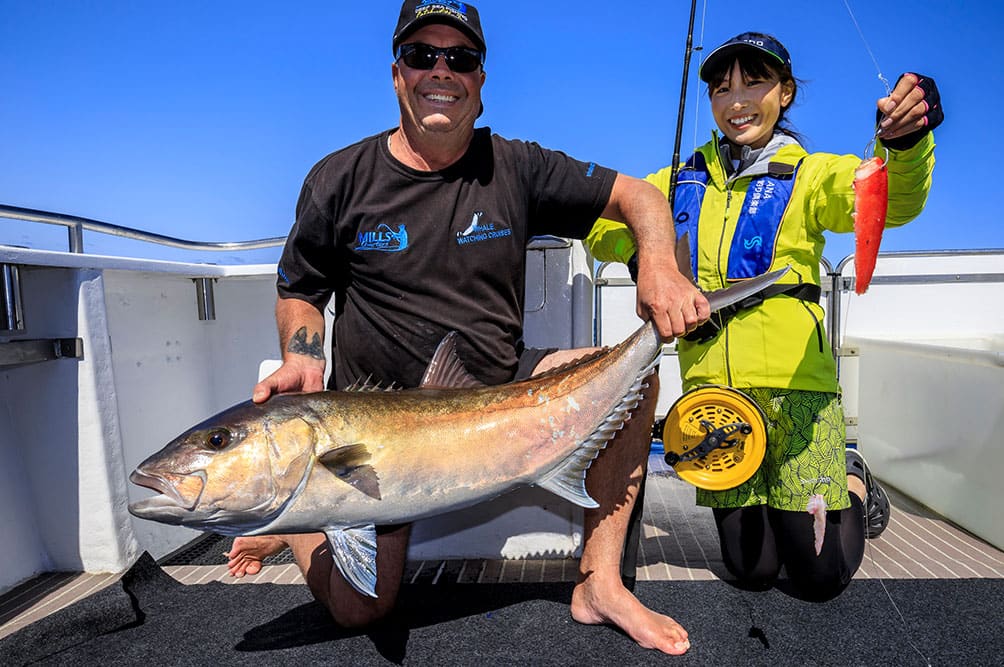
[287,327,325,360]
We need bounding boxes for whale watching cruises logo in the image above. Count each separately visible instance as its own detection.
[457,210,511,246]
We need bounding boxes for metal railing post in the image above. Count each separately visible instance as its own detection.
[194,278,217,321]
[1,263,25,332]
[68,222,84,253]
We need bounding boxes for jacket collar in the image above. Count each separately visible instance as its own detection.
[714,131,802,180]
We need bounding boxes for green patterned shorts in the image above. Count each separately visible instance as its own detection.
[695,388,850,512]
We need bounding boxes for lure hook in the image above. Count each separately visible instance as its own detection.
[864,135,890,163]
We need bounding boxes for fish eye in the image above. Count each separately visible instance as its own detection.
[205,428,231,450]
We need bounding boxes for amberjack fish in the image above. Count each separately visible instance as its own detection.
[129,322,663,597]
[129,271,787,598]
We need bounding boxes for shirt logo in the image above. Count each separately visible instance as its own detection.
[458,210,487,236]
[746,178,775,216]
[356,224,409,252]
[456,210,511,246]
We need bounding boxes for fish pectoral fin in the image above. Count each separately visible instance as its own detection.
[325,525,379,598]
[318,443,371,467]
[318,444,382,500]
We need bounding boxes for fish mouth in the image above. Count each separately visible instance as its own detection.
[128,468,205,518]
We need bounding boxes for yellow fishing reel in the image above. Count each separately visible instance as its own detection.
[660,385,768,491]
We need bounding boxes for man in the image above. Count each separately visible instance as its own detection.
[227,0,706,655]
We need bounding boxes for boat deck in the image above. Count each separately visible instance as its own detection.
[3,455,1003,642]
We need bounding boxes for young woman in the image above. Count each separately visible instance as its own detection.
[587,32,941,600]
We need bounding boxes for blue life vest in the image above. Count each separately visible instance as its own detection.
[673,152,801,280]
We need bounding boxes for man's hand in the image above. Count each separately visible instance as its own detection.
[636,256,710,341]
[253,297,328,403]
[252,360,325,403]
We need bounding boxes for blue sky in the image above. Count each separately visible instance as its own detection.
[1,0,1000,265]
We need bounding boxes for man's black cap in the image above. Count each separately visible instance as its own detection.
[393,1,486,54]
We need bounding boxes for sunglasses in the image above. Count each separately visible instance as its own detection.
[395,43,484,74]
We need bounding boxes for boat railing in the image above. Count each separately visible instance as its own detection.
[829,248,1004,356]
[1,203,573,256]
[598,249,1004,357]
[0,203,575,333]
[5,202,1002,351]
[0,204,287,254]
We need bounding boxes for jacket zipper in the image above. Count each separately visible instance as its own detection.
[720,186,734,385]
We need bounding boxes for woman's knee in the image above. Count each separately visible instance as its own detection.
[714,507,781,590]
[784,565,852,602]
[723,558,782,591]
[769,507,860,602]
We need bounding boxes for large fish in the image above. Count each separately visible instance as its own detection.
[129,322,662,597]
[129,272,787,598]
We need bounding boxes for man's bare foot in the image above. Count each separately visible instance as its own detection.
[226,535,287,577]
[571,571,690,655]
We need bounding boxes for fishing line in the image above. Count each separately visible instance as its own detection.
[841,0,892,96]
[858,474,933,667]
[839,3,931,662]
[688,0,709,158]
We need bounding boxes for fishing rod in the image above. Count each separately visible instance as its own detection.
[666,0,700,211]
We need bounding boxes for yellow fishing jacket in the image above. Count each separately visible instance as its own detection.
[587,132,935,392]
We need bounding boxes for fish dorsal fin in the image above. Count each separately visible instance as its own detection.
[318,444,381,500]
[536,350,661,509]
[419,332,485,389]
[324,525,378,598]
[345,375,399,392]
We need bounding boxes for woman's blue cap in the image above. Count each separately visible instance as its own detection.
[699,33,791,82]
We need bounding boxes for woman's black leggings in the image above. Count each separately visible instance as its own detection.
[712,495,867,601]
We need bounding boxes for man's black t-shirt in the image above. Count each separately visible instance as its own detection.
[277,127,617,389]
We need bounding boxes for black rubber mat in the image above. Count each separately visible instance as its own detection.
[3,552,1000,666]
